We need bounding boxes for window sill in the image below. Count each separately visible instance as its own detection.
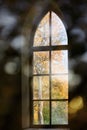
[24,124,70,130]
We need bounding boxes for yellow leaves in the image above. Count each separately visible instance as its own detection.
[51,76,68,99]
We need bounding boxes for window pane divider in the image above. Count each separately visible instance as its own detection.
[32,45,69,51]
[33,99,68,101]
[32,124,69,128]
[49,10,52,125]
[33,73,68,76]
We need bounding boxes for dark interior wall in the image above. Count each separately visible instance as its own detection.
[0,0,87,130]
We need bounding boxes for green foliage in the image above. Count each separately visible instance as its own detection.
[43,104,49,124]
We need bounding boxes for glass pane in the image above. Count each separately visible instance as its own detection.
[34,12,49,46]
[33,101,49,124]
[51,50,68,74]
[51,75,68,99]
[33,51,49,74]
[33,76,49,99]
[51,12,68,45]
[52,101,68,124]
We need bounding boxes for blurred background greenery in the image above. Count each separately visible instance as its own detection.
[0,0,87,130]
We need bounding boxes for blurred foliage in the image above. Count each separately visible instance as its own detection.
[0,0,87,130]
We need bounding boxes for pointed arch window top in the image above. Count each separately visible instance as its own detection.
[32,11,68,127]
[34,11,68,47]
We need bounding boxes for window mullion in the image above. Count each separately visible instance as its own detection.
[49,11,52,125]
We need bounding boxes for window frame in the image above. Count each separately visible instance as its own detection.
[29,10,69,128]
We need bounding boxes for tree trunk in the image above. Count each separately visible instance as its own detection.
[38,76,43,124]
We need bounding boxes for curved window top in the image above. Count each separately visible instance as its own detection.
[34,11,68,46]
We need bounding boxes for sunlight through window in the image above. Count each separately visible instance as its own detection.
[32,11,68,127]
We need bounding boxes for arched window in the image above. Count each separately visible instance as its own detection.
[29,11,68,128]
